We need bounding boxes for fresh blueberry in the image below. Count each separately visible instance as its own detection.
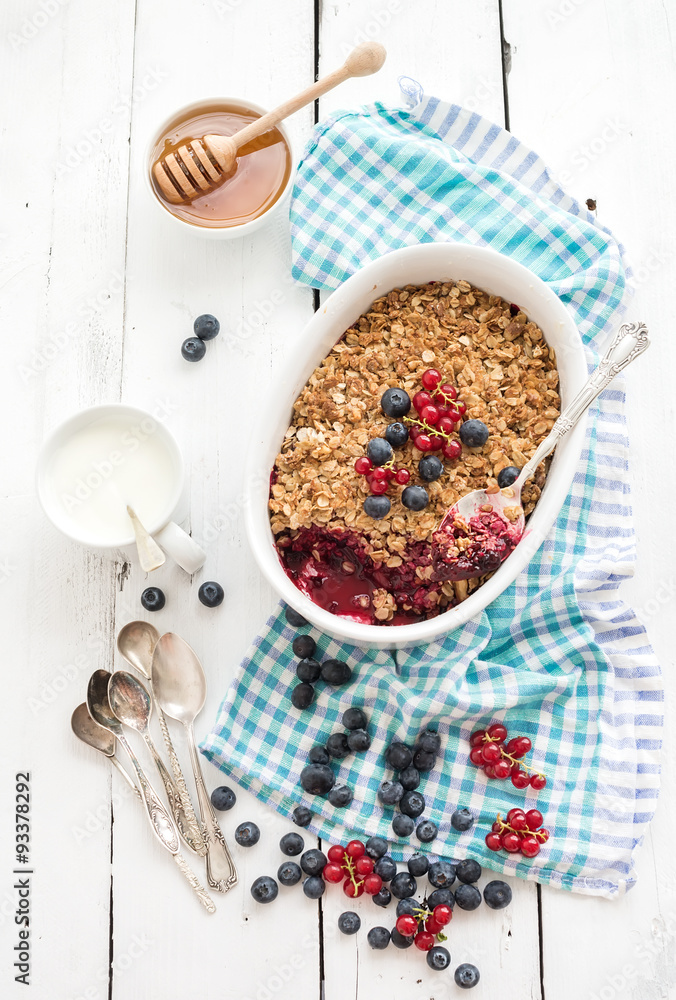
[392,813,415,837]
[390,928,413,949]
[374,855,397,882]
[367,926,391,950]
[141,587,165,612]
[250,875,278,903]
[300,764,335,796]
[378,780,404,806]
[326,732,350,759]
[459,419,489,448]
[418,455,444,482]
[427,946,451,971]
[418,729,441,754]
[193,313,220,341]
[365,836,388,860]
[385,421,409,448]
[483,880,512,909]
[363,496,391,519]
[455,963,481,989]
[210,785,236,811]
[346,728,371,752]
[456,859,482,884]
[407,853,429,877]
[416,820,438,843]
[302,876,325,899]
[385,742,413,770]
[401,485,429,511]
[291,805,312,828]
[285,605,309,628]
[277,861,302,886]
[197,581,224,608]
[451,808,474,832]
[428,861,456,888]
[412,747,436,772]
[390,872,417,899]
[235,821,260,847]
[366,437,394,467]
[320,658,352,685]
[372,887,392,908]
[381,387,411,419]
[396,897,417,917]
[398,766,420,791]
[400,791,425,818]
[328,784,353,808]
[455,883,482,911]
[280,832,304,856]
[293,634,316,659]
[296,657,321,683]
[300,849,327,876]
[337,911,361,935]
[308,744,330,765]
[427,887,455,909]
[291,683,315,710]
[497,465,520,488]
[342,707,368,731]
[181,337,206,362]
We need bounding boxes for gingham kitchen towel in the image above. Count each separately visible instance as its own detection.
[201,94,662,897]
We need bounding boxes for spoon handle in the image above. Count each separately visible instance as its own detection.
[117,733,180,854]
[185,724,238,893]
[517,321,650,486]
[172,853,217,913]
[142,732,204,856]
[155,708,206,856]
[110,755,140,796]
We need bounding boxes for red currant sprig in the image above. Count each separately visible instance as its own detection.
[469,724,547,790]
[404,370,464,460]
[395,900,452,950]
[485,809,550,858]
[323,841,383,898]
[354,457,410,496]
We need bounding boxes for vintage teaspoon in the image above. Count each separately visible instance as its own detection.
[71,703,139,796]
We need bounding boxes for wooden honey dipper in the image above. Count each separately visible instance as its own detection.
[152,42,386,204]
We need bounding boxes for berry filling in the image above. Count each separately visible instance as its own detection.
[431,510,521,582]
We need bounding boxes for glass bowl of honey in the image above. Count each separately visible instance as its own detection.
[145,99,294,238]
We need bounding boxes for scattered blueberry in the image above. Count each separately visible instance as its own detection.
[363,495,391,519]
[291,683,315,710]
[455,883,482,911]
[197,581,224,608]
[455,963,481,989]
[285,606,309,628]
[399,790,425,818]
[250,875,278,903]
[368,926,392,950]
[419,455,444,482]
[366,437,394,467]
[416,819,438,843]
[390,872,417,899]
[392,813,415,838]
[328,784,353,808]
[277,861,302,886]
[497,465,521,488]
[141,587,165,612]
[428,861,456,888]
[396,897,418,917]
[390,928,413,949]
[385,742,413,770]
[291,805,312,828]
[320,658,352,686]
[401,485,429,511]
[412,747,436,772]
[459,419,489,448]
[342,707,368,731]
[296,657,321,683]
[456,859,482,884]
[427,946,451,971]
[235,821,260,848]
[293,635,316,659]
[398,766,420,791]
[346,728,371,752]
[210,786,236,811]
[372,887,392,908]
[338,911,361,935]
[280,832,304,856]
[418,729,441,754]
[483,880,512,909]
[451,807,474,832]
[427,887,455,909]
[193,314,220,341]
[385,421,409,448]
[326,732,350,759]
[381,387,411,419]
[374,856,397,882]
[407,853,429,877]
[378,780,404,806]
[181,337,206,362]
[308,744,330,765]
[300,764,335,796]
[300,849,327,876]
[303,876,325,899]
[365,836,388,860]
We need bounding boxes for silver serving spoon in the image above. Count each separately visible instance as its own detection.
[433,321,650,580]
[87,669,216,914]
[152,633,237,894]
[117,622,204,856]
[71,703,139,796]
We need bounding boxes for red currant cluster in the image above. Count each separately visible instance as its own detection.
[354,455,410,495]
[469,724,546,790]
[395,900,453,951]
[406,369,465,458]
[485,808,550,858]
[323,840,383,898]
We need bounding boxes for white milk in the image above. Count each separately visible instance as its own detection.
[43,414,178,544]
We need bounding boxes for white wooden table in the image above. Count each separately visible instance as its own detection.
[2,1,674,997]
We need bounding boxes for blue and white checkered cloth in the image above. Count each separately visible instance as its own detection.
[202,93,662,897]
